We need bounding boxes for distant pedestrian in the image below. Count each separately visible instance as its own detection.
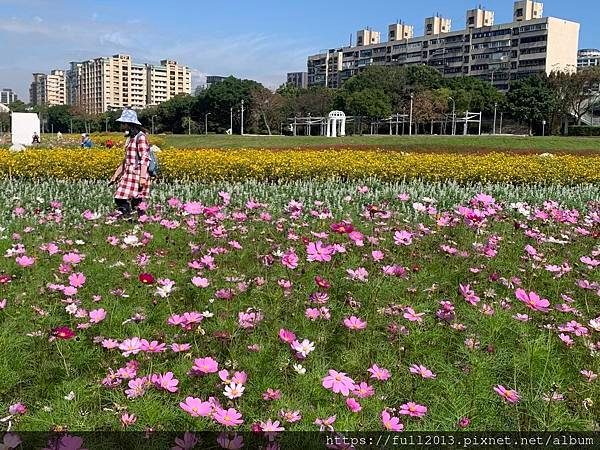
[108,109,151,220]
[81,133,93,148]
[106,138,114,149]
[56,131,63,140]
[31,132,40,144]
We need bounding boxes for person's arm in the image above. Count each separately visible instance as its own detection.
[137,134,151,185]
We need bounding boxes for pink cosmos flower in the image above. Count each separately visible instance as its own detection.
[278,329,296,344]
[381,410,404,431]
[62,252,82,265]
[88,308,106,324]
[279,409,301,423]
[515,288,550,312]
[399,402,427,418]
[343,316,367,330]
[559,333,574,347]
[152,371,179,392]
[213,407,244,427]
[371,250,385,261]
[68,272,86,288]
[179,397,212,417]
[352,381,375,398]
[314,415,336,431]
[15,256,35,267]
[119,337,142,357]
[403,307,424,322]
[191,357,219,375]
[260,419,285,441]
[305,308,320,320]
[368,364,391,381]
[183,202,203,215]
[494,385,520,403]
[282,250,299,269]
[394,230,413,246]
[346,397,362,412]
[191,277,209,288]
[346,267,369,282]
[171,343,191,353]
[322,370,356,396]
[125,377,148,399]
[120,413,137,427]
[262,388,282,401]
[580,370,598,382]
[140,339,166,353]
[8,402,26,415]
[306,241,333,262]
[409,364,436,379]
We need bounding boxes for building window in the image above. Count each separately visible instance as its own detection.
[516,8,523,17]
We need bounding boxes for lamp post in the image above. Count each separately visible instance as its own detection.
[240,99,245,135]
[151,115,157,135]
[105,117,109,132]
[205,112,211,135]
[409,93,414,136]
[448,96,456,136]
[493,102,498,135]
[230,107,233,133]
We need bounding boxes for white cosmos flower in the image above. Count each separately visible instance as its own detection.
[223,383,245,399]
[65,304,78,315]
[291,339,315,357]
[123,235,139,246]
[293,364,306,375]
[589,318,600,332]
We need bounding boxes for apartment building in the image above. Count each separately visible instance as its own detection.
[64,55,191,114]
[0,88,18,105]
[578,49,600,68]
[287,72,308,89]
[307,1,579,91]
[29,70,66,106]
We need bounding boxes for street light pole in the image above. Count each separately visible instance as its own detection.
[493,102,498,135]
[449,96,456,136]
[105,117,109,133]
[230,107,233,133]
[240,100,245,135]
[205,112,211,135]
[409,93,414,136]
[151,115,156,135]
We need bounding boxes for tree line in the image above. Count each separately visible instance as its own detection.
[2,65,599,136]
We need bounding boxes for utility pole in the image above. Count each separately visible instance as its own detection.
[449,96,456,136]
[241,99,245,135]
[409,93,414,136]
[205,112,211,135]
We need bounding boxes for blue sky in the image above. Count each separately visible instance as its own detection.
[0,0,596,100]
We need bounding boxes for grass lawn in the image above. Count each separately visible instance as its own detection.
[0,179,598,444]
[163,134,600,153]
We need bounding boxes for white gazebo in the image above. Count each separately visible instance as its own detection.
[326,110,346,137]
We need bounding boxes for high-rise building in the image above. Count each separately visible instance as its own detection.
[307,1,579,91]
[287,72,308,89]
[206,76,226,89]
[29,70,66,106]
[67,55,191,113]
[0,88,18,105]
[578,49,600,69]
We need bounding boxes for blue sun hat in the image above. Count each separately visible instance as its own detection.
[116,108,142,126]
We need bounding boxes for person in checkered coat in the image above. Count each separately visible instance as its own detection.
[109,109,151,219]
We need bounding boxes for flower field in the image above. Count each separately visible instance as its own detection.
[0,177,598,447]
[1,148,600,183]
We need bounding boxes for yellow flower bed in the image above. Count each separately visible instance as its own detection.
[0,148,599,184]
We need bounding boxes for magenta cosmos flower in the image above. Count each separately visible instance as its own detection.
[346,397,362,412]
[191,357,219,375]
[368,364,391,381]
[515,288,550,312]
[399,402,427,418]
[139,273,155,285]
[52,327,75,340]
[213,407,244,427]
[381,410,404,431]
[343,316,367,330]
[306,241,333,263]
[409,364,436,379]
[322,370,356,396]
[494,385,520,403]
[179,397,212,417]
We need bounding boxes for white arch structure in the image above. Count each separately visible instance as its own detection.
[326,110,346,137]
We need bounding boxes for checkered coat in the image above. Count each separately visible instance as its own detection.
[114,132,151,200]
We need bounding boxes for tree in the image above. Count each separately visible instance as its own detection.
[506,76,555,135]
[196,76,263,133]
[7,100,28,112]
[346,88,392,119]
[404,65,444,91]
[446,77,504,113]
[342,66,408,111]
[251,87,286,135]
[155,94,196,134]
[47,105,73,133]
[548,68,600,128]
[412,90,448,133]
